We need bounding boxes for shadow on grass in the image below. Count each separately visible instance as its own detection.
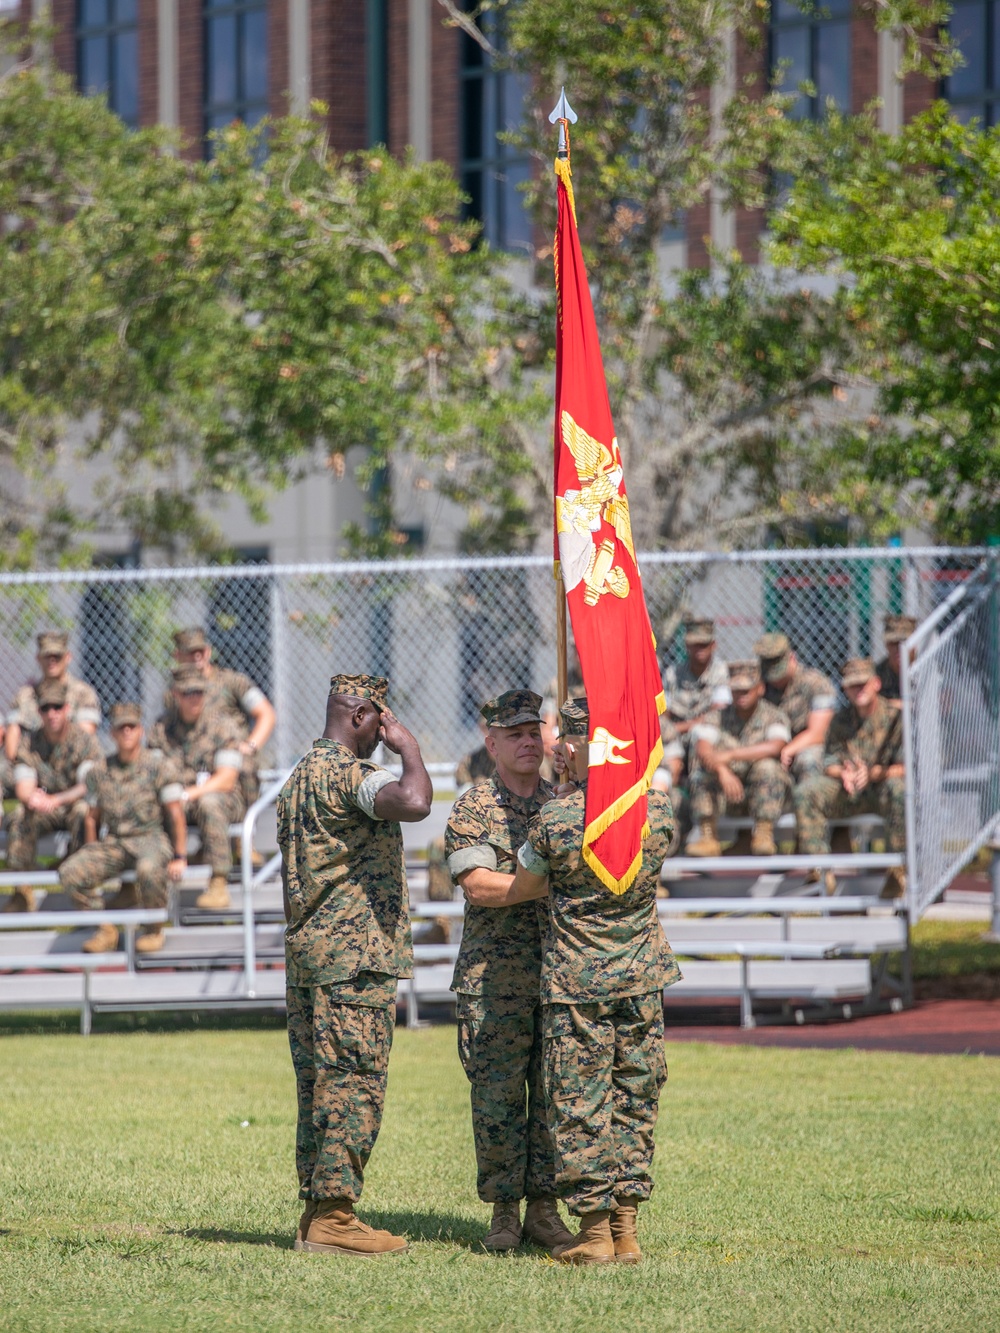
[175,1211,521,1253]
[174,1227,294,1249]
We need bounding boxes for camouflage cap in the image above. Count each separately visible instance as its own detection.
[328,673,388,711]
[683,617,715,645]
[754,631,791,683]
[728,659,762,691]
[174,627,210,653]
[884,614,917,644]
[35,678,68,707]
[480,689,542,728]
[171,664,208,695]
[558,696,590,735]
[36,631,68,656]
[110,702,142,728]
[841,657,875,687]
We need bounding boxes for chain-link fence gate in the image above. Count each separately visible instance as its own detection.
[0,547,982,780]
[902,553,1000,920]
[4,546,996,919]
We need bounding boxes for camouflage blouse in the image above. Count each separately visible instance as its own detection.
[662,654,731,723]
[520,788,681,1004]
[823,695,903,771]
[765,666,837,738]
[445,772,554,998]
[147,711,243,787]
[87,748,184,840]
[694,698,792,753]
[9,674,101,732]
[277,738,412,988]
[14,723,103,795]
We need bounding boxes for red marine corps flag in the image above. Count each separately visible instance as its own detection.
[550,92,665,894]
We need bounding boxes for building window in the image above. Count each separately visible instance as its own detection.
[946,1,1000,125]
[204,0,268,140]
[459,18,533,254]
[770,0,852,120]
[76,0,139,128]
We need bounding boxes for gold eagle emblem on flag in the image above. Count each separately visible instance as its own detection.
[556,411,636,604]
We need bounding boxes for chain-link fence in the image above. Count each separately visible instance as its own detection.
[0,547,983,777]
[903,553,1000,919]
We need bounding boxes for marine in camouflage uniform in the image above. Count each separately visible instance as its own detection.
[795,658,906,874]
[445,689,568,1253]
[58,702,187,954]
[147,666,246,888]
[508,697,680,1264]
[656,617,731,790]
[5,679,104,889]
[172,627,275,809]
[687,660,792,854]
[874,615,916,707]
[279,673,431,1257]
[756,633,837,781]
[3,630,101,799]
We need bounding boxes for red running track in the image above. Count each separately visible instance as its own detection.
[664,1000,1000,1055]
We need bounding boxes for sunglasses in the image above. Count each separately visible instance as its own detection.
[39,703,66,714]
[112,722,140,732]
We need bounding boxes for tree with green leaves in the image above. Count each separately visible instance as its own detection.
[437,0,957,549]
[0,36,545,565]
[770,102,1000,542]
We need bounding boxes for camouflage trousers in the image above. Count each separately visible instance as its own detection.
[689,757,791,824]
[188,790,245,878]
[457,993,558,1203]
[5,799,88,870]
[58,833,173,909]
[542,992,667,1216]
[789,744,825,781]
[794,775,906,853]
[287,983,395,1202]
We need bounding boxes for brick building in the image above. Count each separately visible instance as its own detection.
[1,1,992,559]
[10,0,985,264]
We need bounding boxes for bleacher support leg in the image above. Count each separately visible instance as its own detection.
[739,956,755,1029]
[81,972,92,1037]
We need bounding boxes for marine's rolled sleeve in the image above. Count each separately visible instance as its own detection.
[75,705,101,727]
[355,767,397,820]
[214,746,243,773]
[764,722,792,743]
[517,838,549,877]
[240,684,266,713]
[448,843,498,878]
[691,722,720,746]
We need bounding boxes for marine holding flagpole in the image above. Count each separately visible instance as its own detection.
[464,93,682,1265]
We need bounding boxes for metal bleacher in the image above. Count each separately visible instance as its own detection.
[0,777,912,1032]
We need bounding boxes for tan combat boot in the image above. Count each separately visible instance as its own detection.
[300,1199,408,1256]
[686,819,722,858]
[555,1210,615,1265]
[880,866,906,900]
[135,926,166,954]
[3,887,36,913]
[196,875,231,910]
[803,868,837,895]
[750,821,777,856]
[293,1200,317,1251]
[82,921,120,953]
[482,1201,522,1251]
[522,1196,573,1253]
[610,1199,642,1264]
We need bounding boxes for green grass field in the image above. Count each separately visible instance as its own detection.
[1,1024,998,1332]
